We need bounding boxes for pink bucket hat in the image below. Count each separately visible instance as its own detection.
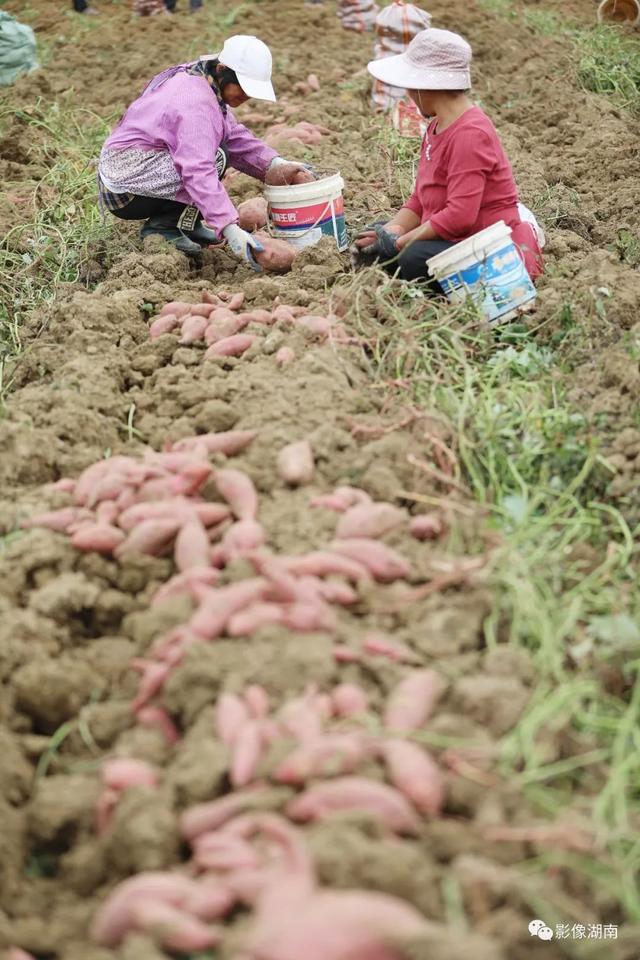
[367,28,472,90]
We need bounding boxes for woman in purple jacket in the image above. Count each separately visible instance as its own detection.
[98,35,313,260]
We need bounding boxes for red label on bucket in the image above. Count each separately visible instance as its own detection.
[270,197,345,229]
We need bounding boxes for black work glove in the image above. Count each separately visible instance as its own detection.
[351,221,399,270]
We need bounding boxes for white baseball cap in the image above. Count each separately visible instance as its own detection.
[367,28,472,91]
[201,35,276,102]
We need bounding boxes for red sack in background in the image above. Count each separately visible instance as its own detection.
[371,1,432,112]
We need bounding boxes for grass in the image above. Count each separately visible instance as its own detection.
[330,110,640,928]
[478,0,640,114]
[575,25,640,113]
[615,228,640,267]
[0,96,124,400]
[340,268,640,927]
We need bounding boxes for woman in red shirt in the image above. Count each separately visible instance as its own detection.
[356,28,544,283]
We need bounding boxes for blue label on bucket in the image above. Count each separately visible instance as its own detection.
[438,241,536,322]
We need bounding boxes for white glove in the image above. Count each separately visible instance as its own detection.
[267,156,316,183]
[222,223,264,271]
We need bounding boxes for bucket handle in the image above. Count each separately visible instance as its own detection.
[267,198,335,242]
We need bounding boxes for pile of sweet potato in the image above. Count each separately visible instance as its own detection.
[20,385,450,956]
[90,668,445,954]
[147,289,359,364]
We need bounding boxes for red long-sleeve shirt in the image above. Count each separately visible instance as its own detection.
[402,106,542,277]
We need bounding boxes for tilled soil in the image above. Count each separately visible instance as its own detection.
[1,0,639,958]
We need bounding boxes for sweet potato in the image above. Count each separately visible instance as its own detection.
[131,659,173,711]
[214,468,258,520]
[329,539,410,583]
[216,692,250,745]
[336,502,405,540]
[238,197,269,231]
[332,644,362,663]
[310,486,372,513]
[307,73,320,91]
[274,733,369,785]
[230,719,264,788]
[272,304,297,324]
[275,346,296,367]
[189,578,267,639]
[149,313,179,339]
[284,551,369,583]
[246,889,426,960]
[137,706,181,745]
[183,881,236,921]
[221,519,266,561]
[114,518,180,558]
[228,292,246,311]
[409,514,445,540]
[175,460,213,496]
[70,522,125,554]
[208,305,237,323]
[316,579,358,606]
[117,498,193,530]
[248,308,274,324]
[151,568,220,607]
[277,440,314,486]
[254,235,297,274]
[227,602,284,636]
[73,457,129,505]
[297,120,331,135]
[278,695,324,742]
[22,506,93,532]
[102,758,159,791]
[132,900,221,952]
[193,833,261,872]
[48,477,76,493]
[245,684,270,718]
[150,625,201,666]
[205,334,256,358]
[202,289,225,306]
[180,315,209,345]
[286,777,421,834]
[180,789,271,841]
[383,669,445,732]
[171,430,257,457]
[362,633,413,663]
[96,501,119,524]
[160,301,191,318]
[91,872,199,946]
[174,518,211,572]
[205,313,250,344]
[266,123,324,145]
[296,314,333,339]
[187,303,217,318]
[7,950,37,960]
[282,601,337,634]
[331,683,368,718]
[380,739,445,816]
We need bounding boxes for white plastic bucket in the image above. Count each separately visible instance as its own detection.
[426,221,537,324]
[597,0,640,25]
[264,172,348,252]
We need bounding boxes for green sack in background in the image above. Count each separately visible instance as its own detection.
[0,11,39,87]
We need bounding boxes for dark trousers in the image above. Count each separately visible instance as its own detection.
[108,195,190,223]
[389,239,454,284]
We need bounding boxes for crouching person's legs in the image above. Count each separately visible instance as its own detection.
[108,195,219,256]
[397,239,454,287]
